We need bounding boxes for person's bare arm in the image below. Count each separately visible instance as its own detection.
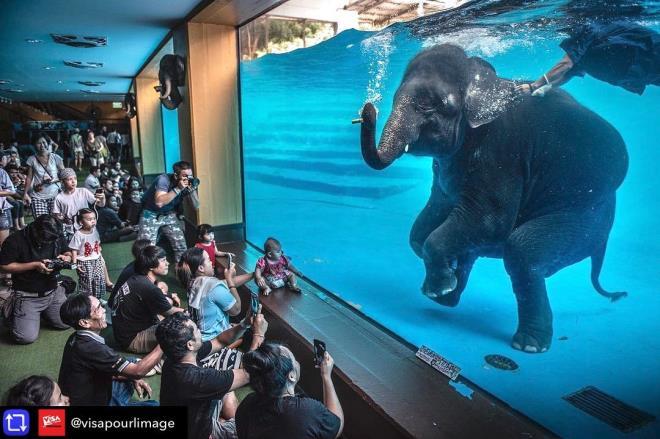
[209,307,268,354]
[224,263,241,316]
[121,345,164,379]
[229,369,250,391]
[287,261,303,277]
[320,352,344,438]
[154,178,188,208]
[517,54,574,94]
[22,167,33,202]
[0,261,52,274]
[255,266,267,289]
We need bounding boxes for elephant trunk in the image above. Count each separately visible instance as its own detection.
[160,78,172,100]
[361,97,418,170]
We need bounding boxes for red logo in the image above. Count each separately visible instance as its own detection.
[37,409,66,437]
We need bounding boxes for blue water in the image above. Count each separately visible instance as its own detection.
[240,1,660,437]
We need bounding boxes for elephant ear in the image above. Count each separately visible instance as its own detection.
[465,57,516,128]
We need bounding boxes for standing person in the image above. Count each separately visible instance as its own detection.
[111,245,185,353]
[69,208,108,299]
[236,343,344,439]
[52,168,105,239]
[157,310,268,439]
[6,164,26,230]
[107,128,122,162]
[137,161,199,263]
[96,129,110,164]
[70,128,85,170]
[85,131,103,167]
[58,293,162,406]
[0,156,16,247]
[121,133,130,161]
[517,22,659,96]
[0,215,72,344]
[22,136,65,217]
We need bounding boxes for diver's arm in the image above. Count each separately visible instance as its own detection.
[517,54,574,94]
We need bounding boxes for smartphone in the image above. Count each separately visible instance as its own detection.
[313,339,326,367]
[95,188,103,194]
[226,253,233,268]
[250,294,260,315]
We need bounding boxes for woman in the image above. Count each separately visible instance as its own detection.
[236,343,344,439]
[5,375,70,406]
[85,130,104,167]
[22,136,65,217]
[176,247,255,420]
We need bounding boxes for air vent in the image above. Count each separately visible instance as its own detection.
[64,61,103,69]
[81,89,100,94]
[51,34,107,48]
[78,81,106,87]
[563,386,655,432]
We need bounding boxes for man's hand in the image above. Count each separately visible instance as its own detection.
[170,293,181,307]
[515,83,533,95]
[57,254,73,263]
[133,379,152,399]
[94,192,105,204]
[35,260,54,274]
[177,176,190,190]
[319,352,335,379]
[252,312,268,337]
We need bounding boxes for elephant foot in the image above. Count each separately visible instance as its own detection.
[511,329,551,353]
[422,268,460,306]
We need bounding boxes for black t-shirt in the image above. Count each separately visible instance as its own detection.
[58,331,130,406]
[236,392,340,439]
[108,262,135,308]
[160,341,235,439]
[0,227,68,293]
[561,22,660,94]
[111,274,172,349]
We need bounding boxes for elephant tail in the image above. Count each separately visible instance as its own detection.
[591,241,628,302]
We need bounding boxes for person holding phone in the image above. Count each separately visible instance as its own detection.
[236,342,344,439]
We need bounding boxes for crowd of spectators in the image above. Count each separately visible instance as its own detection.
[0,155,344,439]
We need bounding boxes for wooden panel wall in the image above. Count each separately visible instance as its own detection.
[135,77,165,175]
[186,22,243,226]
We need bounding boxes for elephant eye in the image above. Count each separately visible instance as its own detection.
[414,98,435,114]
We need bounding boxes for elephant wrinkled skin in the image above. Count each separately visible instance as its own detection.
[360,44,628,353]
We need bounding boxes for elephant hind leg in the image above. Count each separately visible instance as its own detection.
[503,201,615,353]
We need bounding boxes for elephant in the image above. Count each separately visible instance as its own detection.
[360,44,628,353]
[156,54,186,110]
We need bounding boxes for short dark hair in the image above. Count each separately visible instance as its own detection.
[172,161,192,174]
[6,375,55,406]
[156,312,195,362]
[242,343,294,398]
[131,239,152,260]
[197,224,213,239]
[90,166,99,174]
[135,245,167,275]
[29,214,62,243]
[76,207,96,224]
[60,293,92,330]
[263,237,281,253]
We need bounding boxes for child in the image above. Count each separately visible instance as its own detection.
[255,237,303,295]
[69,208,111,299]
[195,224,254,286]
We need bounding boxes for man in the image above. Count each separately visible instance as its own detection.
[84,166,101,192]
[0,215,71,344]
[107,128,122,162]
[97,195,137,243]
[53,168,105,238]
[517,22,659,96]
[137,161,199,262]
[112,245,184,353]
[58,293,162,406]
[157,310,268,439]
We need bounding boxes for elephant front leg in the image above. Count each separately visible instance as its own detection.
[420,214,478,300]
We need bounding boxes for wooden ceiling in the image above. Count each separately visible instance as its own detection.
[344,0,464,27]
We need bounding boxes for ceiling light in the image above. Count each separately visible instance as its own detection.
[64,61,103,69]
[57,80,63,84]
[51,34,107,48]
[81,89,100,94]
[25,39,43,44]
[78,81,105,86]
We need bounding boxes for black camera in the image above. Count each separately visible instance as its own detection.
[189,177,200,189]
[46,260,77,271]
[313,339,326,367]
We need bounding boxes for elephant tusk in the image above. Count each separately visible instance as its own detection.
[351,118,363,124]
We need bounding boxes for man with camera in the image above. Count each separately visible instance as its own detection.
[137,160,199,263]
[0,214,73,344]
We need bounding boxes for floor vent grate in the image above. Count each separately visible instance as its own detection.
[563,386,655,432]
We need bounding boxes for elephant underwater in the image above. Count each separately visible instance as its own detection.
[359,44,628,353]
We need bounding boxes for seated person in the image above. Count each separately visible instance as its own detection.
[6,375,70,406]
[236,343,344,439]
[84,166,101,192]
[157,309,268,439]
[0,215,71,344]
[58,293,162,406]
[255,237,303,295]
[119,188,144,225]
[108,161,127,178]
[194,224,254,281]
[97,195,137,243]
[111,245,184,353]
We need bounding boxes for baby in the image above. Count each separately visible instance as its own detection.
[255,237,302,295]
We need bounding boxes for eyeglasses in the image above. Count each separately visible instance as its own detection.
[91,300,104,315]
